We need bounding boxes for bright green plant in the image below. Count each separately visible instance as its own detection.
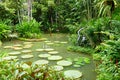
[16,19,42,38]
[95,39,120,80]
[0,51,66,80]
[0,22,11,40]
[67,46,94,54]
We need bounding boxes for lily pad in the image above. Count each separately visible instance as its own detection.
[21,50,32,53]
[36,49,44,52]
[23,45,32,48]
[44,48,54,51]
[64,70,82,79]
[60,41,68,44]
[48,55,62,60]
[46,43,54,45]
[23,42,32,44]
[21,54,33,59]
[54,41,60,43]
[57,60,72,66]
[48,51,59,54]
[33,60,49,65]
[21,63,30,69]
[52,65,64,71]
[13,47,23,50]
[3,56,18,60]
[8,51,21,55]
[13,44,22,47]
[44,41,51,43]
[38,54,51,58]
[3,46,12,49]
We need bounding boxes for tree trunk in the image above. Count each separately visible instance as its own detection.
[27,0,32,22]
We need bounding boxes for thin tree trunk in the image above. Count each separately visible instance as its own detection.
[28,0,32,22]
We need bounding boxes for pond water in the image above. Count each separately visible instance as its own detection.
[0,33,97,80]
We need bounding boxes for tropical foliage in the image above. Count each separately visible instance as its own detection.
[0,0,120,80]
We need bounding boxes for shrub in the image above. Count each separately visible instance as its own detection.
[16,20,42,38]
[0,22,10,40]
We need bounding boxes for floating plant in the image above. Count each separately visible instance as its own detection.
[64,70,82,79]
[36,49,44,52]
[21,54,33,59]
[44,48,54,51]
[23,42,32,44]
[33,59,49,65]
[21,50,32,53]
[13,44,22,47]
[48,51,59,54]
[23,44,33,48]
[3,56,18,60]
[54,41,60,43]
[66,57,90,68]
[60,41,68,44]
[52,65,64,71]
[38,54,51,58]
[8,51,21,55]
[13,47,23,50]
[57,60,72,66]
[46,42,54,45]
[21,63,30,69]
[48,55,62,60]
[3,46,12,49]
[44,41,51,43]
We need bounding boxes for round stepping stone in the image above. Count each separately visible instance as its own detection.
[38,54,51,58]
[57,60,72,66]
[54,41,60,43]
[36,49,44,52]
[64,70,82,79]
[3,46,12,49]
[44,41,51,43]
[60,41,68,44]
[52,65,64,71]
[46,43,54,45]
[21,50,32,53]
[21,54,33,59]
[33,60,49,65]
[13,44,22,47]
[48,55,62,60]
[23,45,32,48]
[23,42,32,44]
[44,48,54,51]
[48,51,59,54]
[13,47,23,50]
[8,51,21,55]
[3,56,18,60]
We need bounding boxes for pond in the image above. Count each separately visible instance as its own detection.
[0,33,97,80]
